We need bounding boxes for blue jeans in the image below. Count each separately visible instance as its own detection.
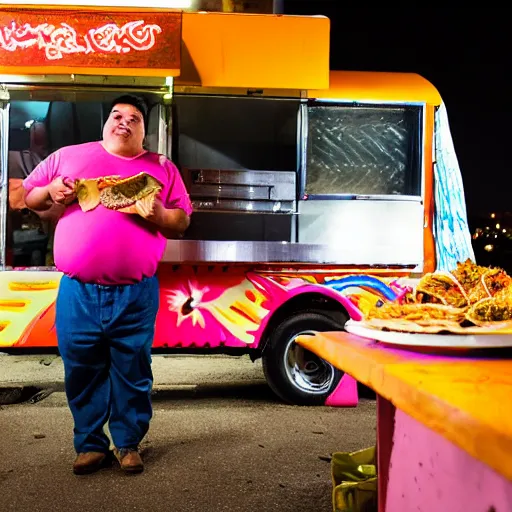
[56,274,159,454]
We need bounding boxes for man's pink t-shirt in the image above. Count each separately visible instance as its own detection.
[23,141,193,285]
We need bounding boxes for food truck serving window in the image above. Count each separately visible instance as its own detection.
[305,103,422,197]
[173,95,299,172]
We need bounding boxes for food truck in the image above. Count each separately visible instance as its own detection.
[0,4,475,406]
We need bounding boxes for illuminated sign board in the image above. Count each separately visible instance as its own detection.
[2,1,192,7]
[0,6,182,76]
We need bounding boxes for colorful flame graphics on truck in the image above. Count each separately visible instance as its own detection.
[0,266,409,349]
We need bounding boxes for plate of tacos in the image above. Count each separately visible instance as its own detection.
[346,260,512,348]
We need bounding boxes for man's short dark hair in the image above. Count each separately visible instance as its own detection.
[109,94,148,129]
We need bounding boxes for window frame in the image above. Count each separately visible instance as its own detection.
[171,93,301,173]
[300,99,425,202]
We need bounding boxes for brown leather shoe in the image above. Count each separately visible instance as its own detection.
[73,451,110,475]
[114,448,144,474]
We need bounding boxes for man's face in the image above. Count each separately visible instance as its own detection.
[103,103,145,150]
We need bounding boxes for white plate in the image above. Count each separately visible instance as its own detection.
[344,320,512,349]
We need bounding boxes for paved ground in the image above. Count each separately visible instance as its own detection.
[0,354,377,512]
[0,353,266,389]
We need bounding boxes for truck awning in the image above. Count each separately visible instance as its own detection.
[177,12,330,90]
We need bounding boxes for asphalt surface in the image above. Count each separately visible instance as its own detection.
[0,354,377,512]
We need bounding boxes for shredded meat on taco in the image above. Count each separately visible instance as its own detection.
[451,259,491,291]
[414,271,468,307]
[100,173,162,211]
[466,295,512,326]
[482,269,512,298]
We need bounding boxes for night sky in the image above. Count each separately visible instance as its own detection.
[283,3,509,218]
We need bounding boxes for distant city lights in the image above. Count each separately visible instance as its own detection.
[471,211,511,272]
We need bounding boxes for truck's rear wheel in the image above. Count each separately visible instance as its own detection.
[262,311,347,406]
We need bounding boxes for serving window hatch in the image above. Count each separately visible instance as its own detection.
[304,103,423,199]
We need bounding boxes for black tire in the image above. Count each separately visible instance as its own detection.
[262,310,347,406]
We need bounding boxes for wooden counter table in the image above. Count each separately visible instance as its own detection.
[296,331,512,512]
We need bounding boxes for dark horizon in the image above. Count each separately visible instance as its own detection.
[283,3,509,217]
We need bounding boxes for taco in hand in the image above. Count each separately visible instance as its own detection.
[76,172,162,214]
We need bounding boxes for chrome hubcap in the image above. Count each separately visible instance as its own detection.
[283,331,337,395]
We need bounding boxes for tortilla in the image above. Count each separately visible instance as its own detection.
[364,302,468,332]
[76,179,101,212]
[362,318,476,334]
[75,174,121,212]
[367,301,467,322]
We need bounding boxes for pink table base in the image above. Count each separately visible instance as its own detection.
[378,396,512,512]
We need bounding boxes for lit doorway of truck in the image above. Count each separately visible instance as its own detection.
[5,92,165,269]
